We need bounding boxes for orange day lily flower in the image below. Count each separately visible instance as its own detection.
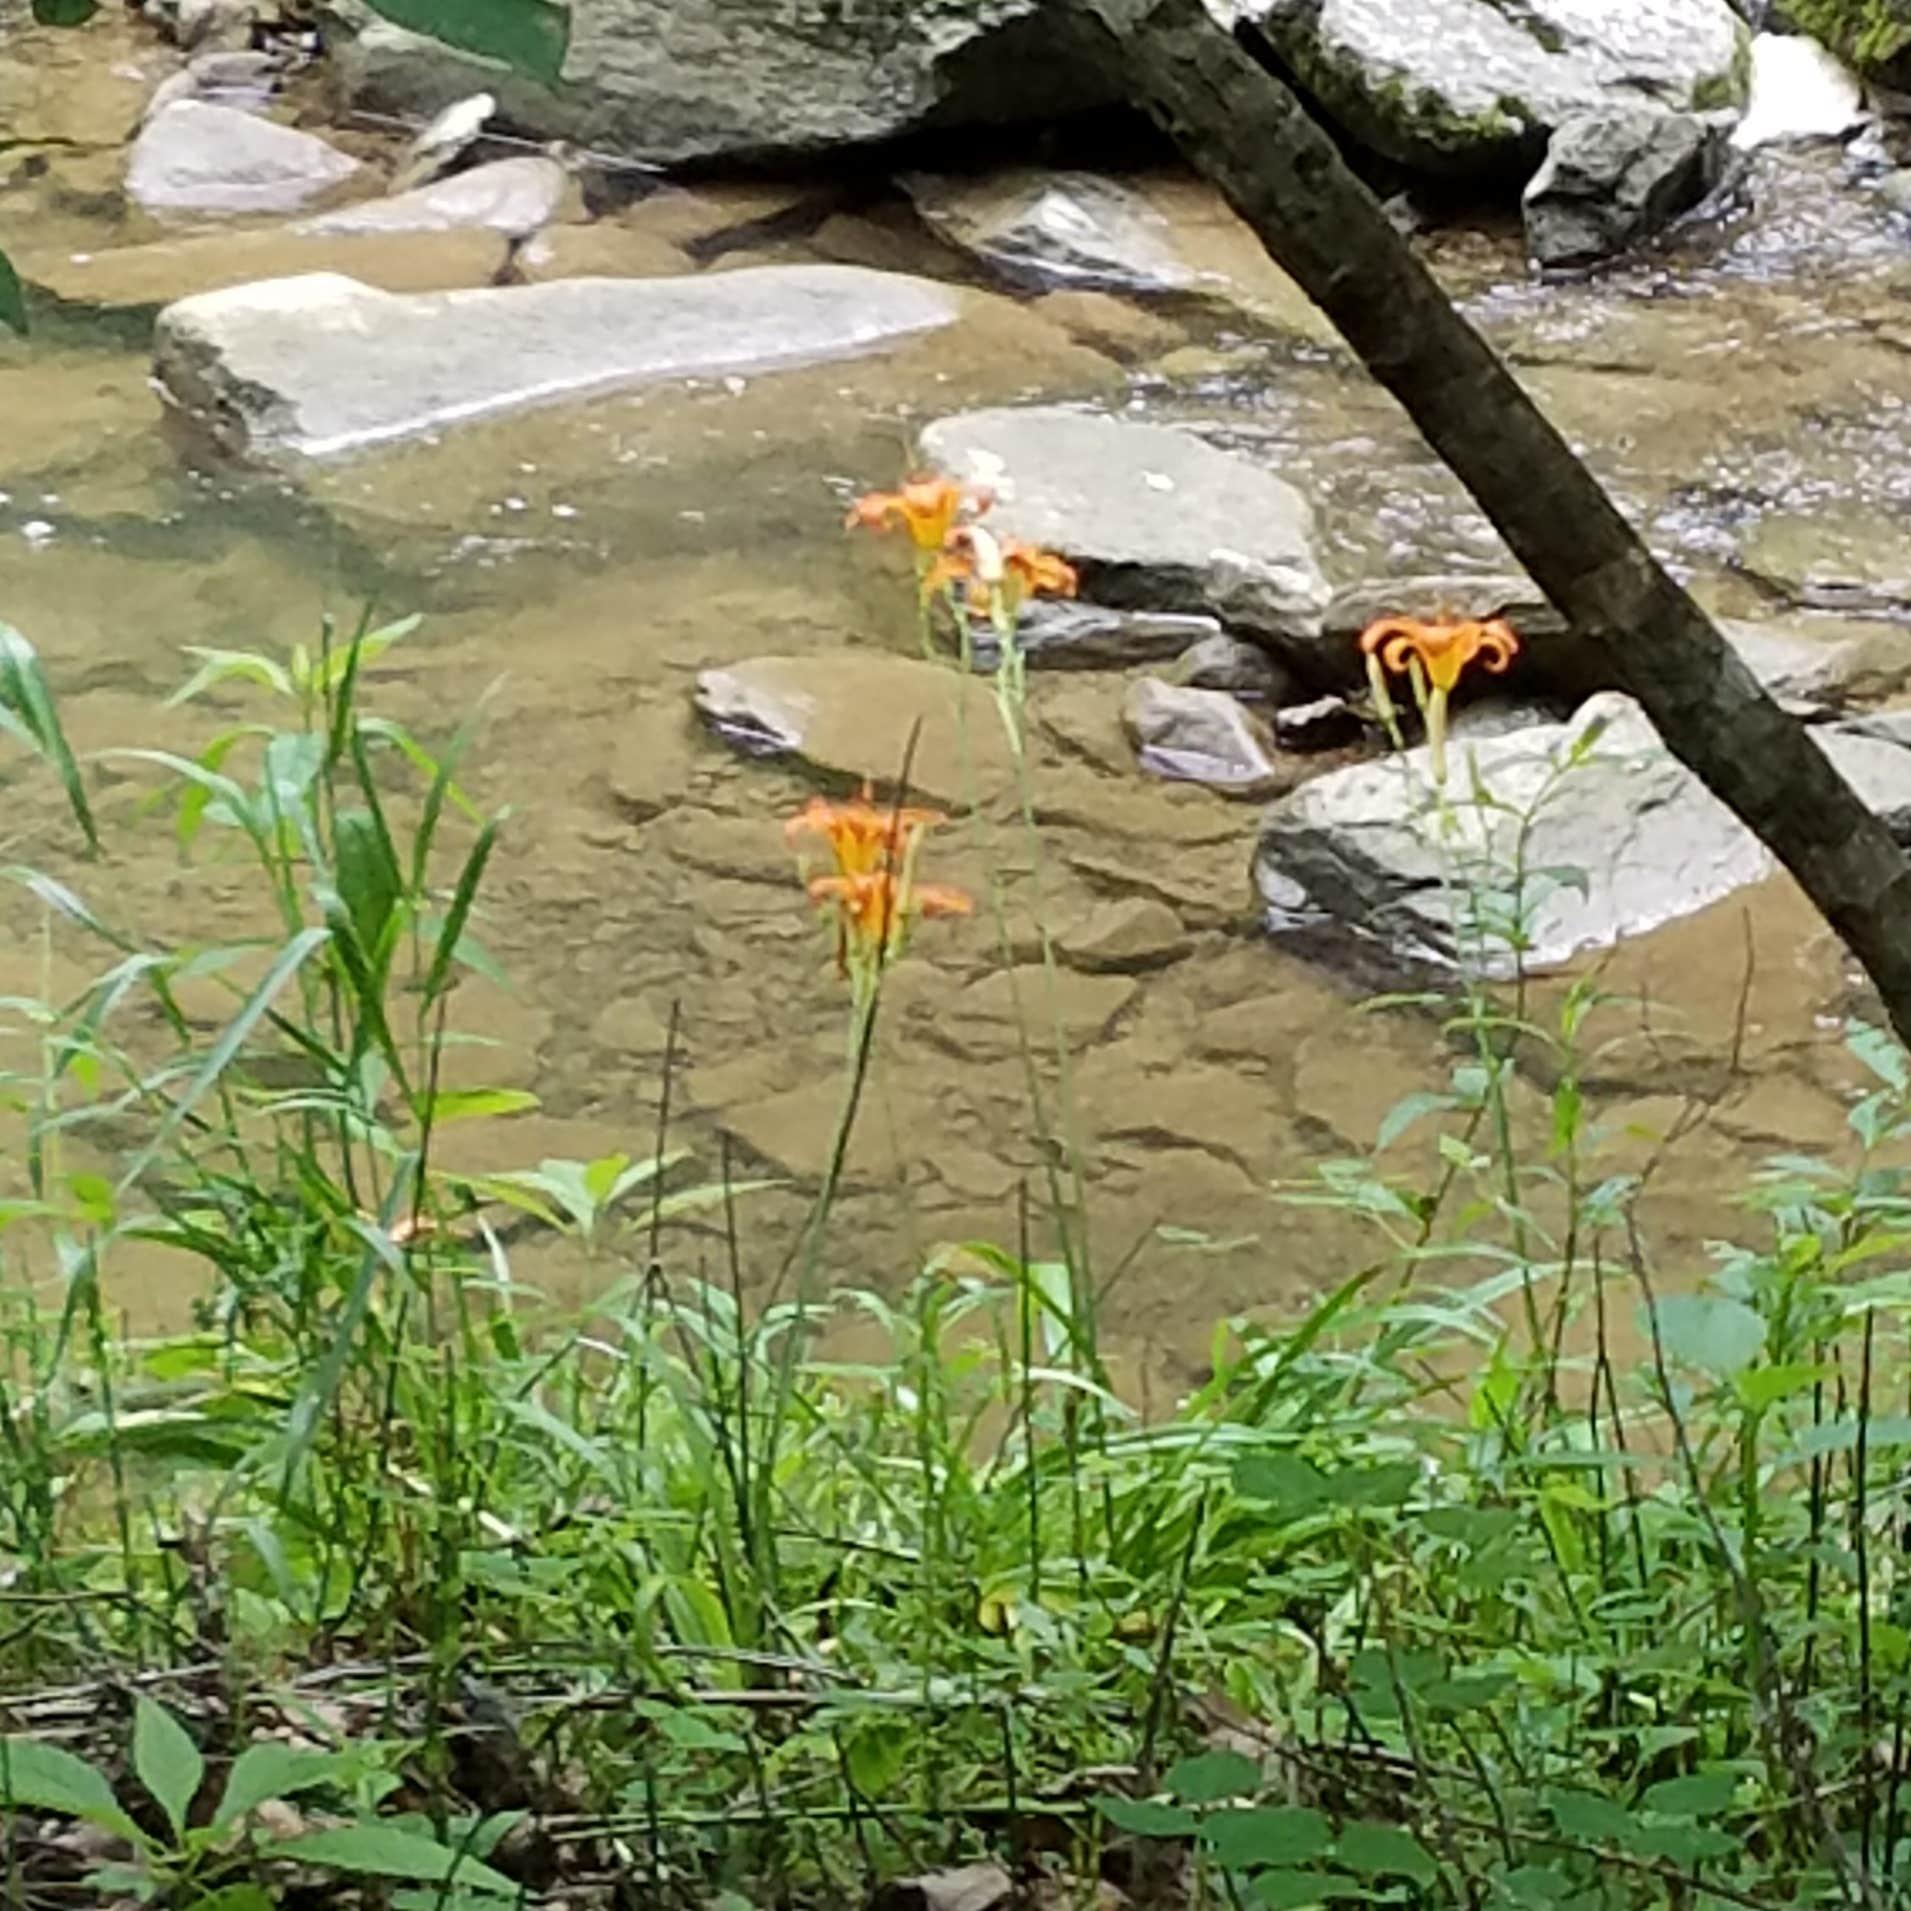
[1359,614,1519,694]
[785,782,946,880]
[1358,614,1520,785]
[807,870,973,973]
[924,528,1079,623]
[845,477,992,556]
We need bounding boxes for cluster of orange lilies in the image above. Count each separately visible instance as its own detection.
[792,475,1522,975]
[786,784,971,980]
[784,477,1085,980]
[845,475,1080,627]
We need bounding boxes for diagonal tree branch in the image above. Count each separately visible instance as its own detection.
[1065,0,1911,1047]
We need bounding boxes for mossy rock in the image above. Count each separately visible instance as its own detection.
[1782,0,1911,85]
[1247,0,1751,179]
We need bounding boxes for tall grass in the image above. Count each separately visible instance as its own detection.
[0,586,1909,1910]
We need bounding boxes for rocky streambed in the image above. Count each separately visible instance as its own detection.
[3,0,1910,1380]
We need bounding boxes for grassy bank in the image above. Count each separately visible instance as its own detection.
[2,566,1910,1911]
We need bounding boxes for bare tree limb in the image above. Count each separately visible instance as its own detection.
[1066,0,1911,1046]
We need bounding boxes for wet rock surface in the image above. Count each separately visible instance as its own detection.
[151,265,963,462]
[965,601,1223,673]
[127,100,361,215]
[1227,0,1750,175]
[327,0,1112,169]
[1123,677,1288,795]
[297,155,574,238]
[919,406,1331,646]
[1258,693,1911,969]
[1523,107,1726,266]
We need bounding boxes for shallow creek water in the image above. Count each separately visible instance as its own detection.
[3,19,1910,1390]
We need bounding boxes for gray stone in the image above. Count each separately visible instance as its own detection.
[298,156,571,239]
[1732,31,1867,148]
[1172,633,1295,702]
[1232,0,1749,176]
[919,406,1329,645]
[905,168,1196,293]
[1718,618,1874,709]
[966,600,1222,673]
[152,265,961,463]
[1523,107,1725,267]
[1123,677,1287,796]
[143,50,288,124]
[1255,693,1771,967]
[127,101,361,216]
[1256,692,1911,969]
[326,1,1110,171]
[1275,694,1364,751]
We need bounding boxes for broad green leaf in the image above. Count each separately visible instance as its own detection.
[1334,1820,1435,1884]
[1234,1452,1331,1512]
[267,1823,515,1895]
[0,248,24,336]
[213,1743,344,1833]
[183,1887,274,1911]
[1629,1819,1738,1862]
[1736,1361,1830,1410]
[1545,1787,1635,1844]
[630,1701,747,1755]
[0,1735,145,1845]
[334,807,403,959]
[1094,1795,1198,1837]
[33,0,99,20]
[1166,1750,1259,1804]
[843,1719,908,1796]
[1650,1292,1766,1379]
[1250,1873,1363,1909]
[134,1697,205,1840]
[360,0,568,84]
[1641,1771,1737,1818]
[1202,1805,1332,1870]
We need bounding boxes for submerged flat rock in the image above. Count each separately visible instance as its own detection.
[151,264,962,462]
[919,405,1330,645]
[296,155,574,239]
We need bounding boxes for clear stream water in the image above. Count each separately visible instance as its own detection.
[3,16,1910,1390]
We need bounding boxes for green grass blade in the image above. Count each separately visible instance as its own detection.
[0,624,96,849]
[115,925,329,1196]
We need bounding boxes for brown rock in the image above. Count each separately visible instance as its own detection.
[1056,898,1190,973]
[926,966,1138,1062]
[517,224,694,282]
[695,652,1017,809]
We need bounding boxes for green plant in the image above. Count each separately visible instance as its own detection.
[0,1695,515,1906]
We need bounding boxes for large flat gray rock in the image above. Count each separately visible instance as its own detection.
[919,406,1330,644]
[152,265,962,462]
[1226,0,1749,176]
[127,100,361,215]
[1256,692,1911,967]
[328,0,1111,169]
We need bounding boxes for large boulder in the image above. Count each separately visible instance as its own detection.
[1223,0,1751,177]
[325,0,1111,169]
[127,100,361,215]
[918,406,1331,647]
[1255,692,1911,968]
[151,265,961,463]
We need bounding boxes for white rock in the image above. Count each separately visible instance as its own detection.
[298,156,569,239]
[127,100,360,216]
